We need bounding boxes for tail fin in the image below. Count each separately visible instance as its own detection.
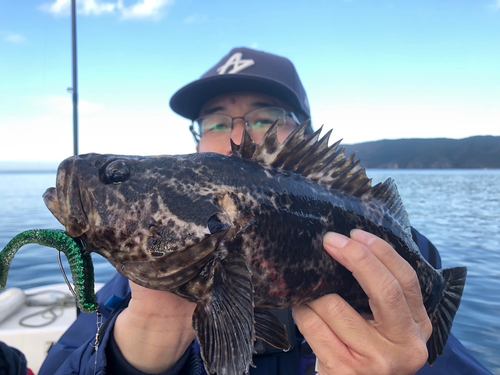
[427,266,467,365]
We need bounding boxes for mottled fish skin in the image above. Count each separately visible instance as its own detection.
[43,123,466,374]
[46,152,436,309]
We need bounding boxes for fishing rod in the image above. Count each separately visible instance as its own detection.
[71,0,79,156]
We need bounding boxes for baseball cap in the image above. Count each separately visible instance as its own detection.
[170,47,311,122]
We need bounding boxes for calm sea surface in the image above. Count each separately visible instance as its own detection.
[0,170,499,373]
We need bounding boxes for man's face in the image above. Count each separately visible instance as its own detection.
[197,92,299,155]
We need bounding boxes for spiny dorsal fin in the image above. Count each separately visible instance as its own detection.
[231,129,256,159]
[294,129,332,174]
[274,123,322,171]
[362,178,411,233]
[253,120,282,164]
[232,122,411,232]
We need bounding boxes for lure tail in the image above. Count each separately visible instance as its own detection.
[426,266,467,365]
[0,250,11,289]
[0,229,98,314]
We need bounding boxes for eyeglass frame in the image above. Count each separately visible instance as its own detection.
[189,107,302,144]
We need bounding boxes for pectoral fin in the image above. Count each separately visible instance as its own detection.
[254,308,291,351]
[192,252,254,375]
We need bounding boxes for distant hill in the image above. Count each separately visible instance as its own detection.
[343,136,500,169]
[1,136,499,171]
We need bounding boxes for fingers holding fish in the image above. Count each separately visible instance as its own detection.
[293,294,381,374]
[349,229,432,339]
[318,230,429,373]
[324,230,426,336]
[293,292,426,374]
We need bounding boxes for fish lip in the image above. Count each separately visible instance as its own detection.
[43,187,64,224]
[44,156,91,238]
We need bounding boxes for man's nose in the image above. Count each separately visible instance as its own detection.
[229,119,246,146]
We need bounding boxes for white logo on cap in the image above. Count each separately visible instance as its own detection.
[217,52,255,75]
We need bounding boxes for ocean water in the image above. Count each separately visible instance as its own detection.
[0,170,499,373]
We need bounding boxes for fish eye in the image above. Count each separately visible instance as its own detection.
[100,160,131,185]
[108,169,126,184]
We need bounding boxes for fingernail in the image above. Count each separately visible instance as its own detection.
[350,229,376,246]
[324,232,350,249]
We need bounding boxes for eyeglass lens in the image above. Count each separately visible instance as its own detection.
[195,107,289,139]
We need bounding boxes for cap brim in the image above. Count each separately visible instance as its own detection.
[170,74,304,120]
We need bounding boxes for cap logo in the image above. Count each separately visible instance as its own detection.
[217,52,255,75]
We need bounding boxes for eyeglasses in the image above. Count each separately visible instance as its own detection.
[189,107,300,143]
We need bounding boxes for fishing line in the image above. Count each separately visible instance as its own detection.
[93,311,103,374]
[58,250,78,302]
[58,248,103,373]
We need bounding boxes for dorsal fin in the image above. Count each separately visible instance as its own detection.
[232,122,411,232]
[231,129,256,159]
[362,178,411,233]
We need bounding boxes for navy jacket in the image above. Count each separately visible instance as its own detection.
[38,228,492,375]
[0,341,29,375]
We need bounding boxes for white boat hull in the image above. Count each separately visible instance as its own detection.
[0,283,103,373]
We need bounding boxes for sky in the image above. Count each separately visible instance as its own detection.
[1,0,499,162]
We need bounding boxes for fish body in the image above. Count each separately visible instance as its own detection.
[43,124,466,374]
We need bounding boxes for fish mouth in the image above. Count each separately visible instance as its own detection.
[43,156,91,238]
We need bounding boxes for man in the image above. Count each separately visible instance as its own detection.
[39,47,491,375]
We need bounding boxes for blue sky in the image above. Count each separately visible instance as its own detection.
[1,0,499,162]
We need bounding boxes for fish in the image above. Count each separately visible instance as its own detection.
[42,123,466,375]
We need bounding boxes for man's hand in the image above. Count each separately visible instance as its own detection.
[293,229,432,375]
[113,282,197,374]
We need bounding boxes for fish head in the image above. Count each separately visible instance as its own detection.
[43,155,94,238]
[43,153,233,287]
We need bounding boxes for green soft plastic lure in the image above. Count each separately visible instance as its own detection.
[0,229,98,314]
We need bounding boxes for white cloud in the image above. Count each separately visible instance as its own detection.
[39,0,116,16]
[2,32,26,43]
[81,0,117,15]
[39,0,173,20]
[184,14,208,24]
[118,0,174,20]
[39,0,69,16]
